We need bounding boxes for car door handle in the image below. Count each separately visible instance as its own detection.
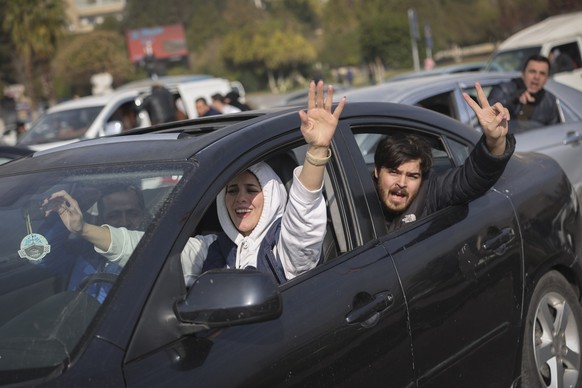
[345,291,393,326]
[482,227,515,255]
[563,131,582,145]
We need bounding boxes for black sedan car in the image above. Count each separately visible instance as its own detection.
[0,144,32,165]
[1,103,581,387]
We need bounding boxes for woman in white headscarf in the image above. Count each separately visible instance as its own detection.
[44,81,346,286]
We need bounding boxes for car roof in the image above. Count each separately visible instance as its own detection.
[116,75,215,93]
[2,102,479,175]
[343,71,521,103]
[497,11,582,50]
[46,89,140,112]
[343,70,578,103]
[388,61,486,81]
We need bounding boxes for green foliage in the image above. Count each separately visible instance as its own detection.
[52,31,134,97]
[185,3,227,53]
[2,0,67,105]
[358,11,411,68]
[3,0,582,102]
[123,0,199,29]
[220,23,317,91]
[319,0,361,67]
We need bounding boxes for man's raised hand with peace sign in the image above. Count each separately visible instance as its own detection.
[463,82,510,156]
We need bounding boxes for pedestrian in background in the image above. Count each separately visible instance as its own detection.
[225,91,251,111]
[211,93,241,114]
[195,97,221,117]
[143,83,176,125]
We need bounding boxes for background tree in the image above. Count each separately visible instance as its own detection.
[221,20,317,93]
[2,0,67,109]
[0,1,17,91]
[52,31,134,98]
[3,0,581,104]
[319,0,361,68]
[123,0,197,29]
[357,2,410,82]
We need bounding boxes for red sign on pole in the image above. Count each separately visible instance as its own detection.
[126,24,188,63]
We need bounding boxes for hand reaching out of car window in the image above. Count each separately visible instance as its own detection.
[299,80,346,148]
[463,82,510,156]
[297,80,346,190]
[42,190,111,251]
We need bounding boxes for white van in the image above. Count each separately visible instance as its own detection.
[116,75,246,119]
[485,11,582,91]
[18,76,245,151]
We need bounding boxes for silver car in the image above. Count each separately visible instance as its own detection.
[343,72,582,199]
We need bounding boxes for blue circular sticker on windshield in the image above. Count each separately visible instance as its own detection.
[18,233,51,262]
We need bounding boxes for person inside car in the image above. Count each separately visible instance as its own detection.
[39,182,148,302]
[487,54,559,126]
[42,81,345,287]
[374,82,516,232]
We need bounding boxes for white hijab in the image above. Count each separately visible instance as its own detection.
[215,162,287,269]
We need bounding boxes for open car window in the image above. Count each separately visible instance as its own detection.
[184,145,348,286]
[349,125,473,234]
[416,91,457,119]
[352,128,455,176]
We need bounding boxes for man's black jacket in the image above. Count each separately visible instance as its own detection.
[487,78,559,126]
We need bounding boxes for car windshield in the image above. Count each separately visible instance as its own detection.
[0,164,185,377]
[486,46,541,72]
[18,106,103,146]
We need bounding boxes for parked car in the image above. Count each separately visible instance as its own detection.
[485,11,582,92]
[0,145,32,165]
[1,102,582,387]
[342,71,582,201]
[17,76,246,151]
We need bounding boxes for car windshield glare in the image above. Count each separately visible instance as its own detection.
[18,106,103,146]
[0,164,185,376]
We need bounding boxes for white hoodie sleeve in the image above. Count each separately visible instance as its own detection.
[95,225,144,267]
[278,166,327,279]
[95,225,217,287]
[181,234,218,287]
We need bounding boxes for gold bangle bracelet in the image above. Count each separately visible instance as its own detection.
[306,148,332,166]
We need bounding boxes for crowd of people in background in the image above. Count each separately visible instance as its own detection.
[195,90,251,118]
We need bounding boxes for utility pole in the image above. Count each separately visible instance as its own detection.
[424,23,435,70]
[408,8,420,72]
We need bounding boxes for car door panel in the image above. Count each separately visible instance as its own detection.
[123,243,414,387]
[514,122,582,200]
[123,128,415,387]
[383,192,523,386]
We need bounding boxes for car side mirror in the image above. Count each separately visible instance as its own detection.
[104,121,123,136]
[175,269,282,329]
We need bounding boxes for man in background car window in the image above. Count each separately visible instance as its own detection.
[487,54,559,126]
[374,82,515,232]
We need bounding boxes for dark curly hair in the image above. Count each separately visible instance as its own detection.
[522,54,551,73]
[374,134,433,176]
